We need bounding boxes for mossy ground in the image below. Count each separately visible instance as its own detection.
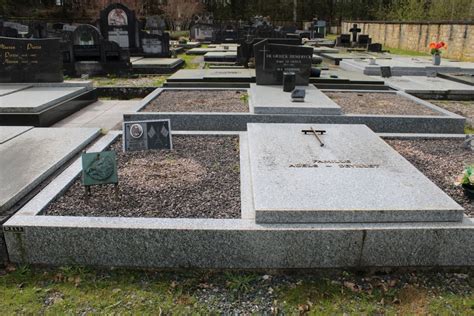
[1,265,472,314]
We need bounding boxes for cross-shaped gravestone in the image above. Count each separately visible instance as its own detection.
[349,24,361,43]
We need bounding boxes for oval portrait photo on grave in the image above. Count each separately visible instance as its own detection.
[130,123,144,139]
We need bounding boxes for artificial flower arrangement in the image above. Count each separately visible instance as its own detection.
[429,41,447,55]
[455,164,474,198]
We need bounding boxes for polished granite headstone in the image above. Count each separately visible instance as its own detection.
[124,119,172,152]
[254,39,313,85]
[0,36,63,83]
[246,123,464,224]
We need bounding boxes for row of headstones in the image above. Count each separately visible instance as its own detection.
[1,3,171,57]
[336,23,382,52]
[190,17,325,43]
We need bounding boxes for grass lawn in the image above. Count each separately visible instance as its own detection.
[383,46,430,57]
[1,265,472,314]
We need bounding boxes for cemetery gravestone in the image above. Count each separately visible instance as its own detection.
[0,36,63,82]
[337,34,351,47]
[237,37,301,67]
[124,120,172,152]
[254,39,313,85]
[141,15,171,57]
[100,3,139,50]
[349,24,361,43]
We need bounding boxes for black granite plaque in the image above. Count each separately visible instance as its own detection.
[124,120,172,152]
[254,39,312,85]
[0,36,63,83]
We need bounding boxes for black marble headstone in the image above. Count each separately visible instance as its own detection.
[254,39,312,85]
[0,36,63,83]
[124,120,172,152]
[237,37,301,67]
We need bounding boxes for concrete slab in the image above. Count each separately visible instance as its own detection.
[250,84,341,115]
[54,100,140,130]
[0,84,31,96]
[131,58,183,67]
[311,47,339,54]
[341,57,474,76]
[0,86,87,113]
[0,126,33,144]
[0,127,100,213]
[382,76,474,94]
[204,51,237,62]
[438,73,474,86]
[167,68,255,82]
[246,123,464,224]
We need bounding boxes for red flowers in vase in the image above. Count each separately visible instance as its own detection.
[429,41,447,55]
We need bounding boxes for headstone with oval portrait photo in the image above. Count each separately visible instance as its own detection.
[123,119,172,152]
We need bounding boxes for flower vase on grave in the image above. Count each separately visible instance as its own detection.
[433,54,441,66]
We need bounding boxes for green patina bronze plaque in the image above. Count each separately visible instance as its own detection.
[82,151,118,187]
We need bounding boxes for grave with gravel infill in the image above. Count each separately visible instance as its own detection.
[129,88,465,134]
[325,91,441,116]
[141,90,248,113]
[3,125,473,268]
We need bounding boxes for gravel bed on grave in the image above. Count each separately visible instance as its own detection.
[142,90,248,112]
[387,138,473,217]
[45,135,241,218]
[430,100,474,128]
[325,92,442,116]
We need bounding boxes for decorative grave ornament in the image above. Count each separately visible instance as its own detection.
[291,89,306,102]
[302,126,326,147]
[380,66,392,78]
[81,151,119,199]
[123,119,172,152]
[283,72,296,92]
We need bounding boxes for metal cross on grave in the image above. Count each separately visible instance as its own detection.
[349,24,361,43]
[259,44,270,70]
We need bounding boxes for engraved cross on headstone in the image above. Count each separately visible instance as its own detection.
[349,23,361,43]
[259,44,270,70]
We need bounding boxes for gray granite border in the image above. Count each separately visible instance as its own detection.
[127,88,465,134]
[2,130,473,268]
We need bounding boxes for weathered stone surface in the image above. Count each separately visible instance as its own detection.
[245,123,463,223]
[0,84,31,96]
[382,76,474,94]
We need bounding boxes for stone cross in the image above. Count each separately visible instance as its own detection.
[349,24,361,43]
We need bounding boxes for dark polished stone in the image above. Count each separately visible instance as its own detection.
[254,39,313,85]
[0,36,63,83]
[283,72,296,92]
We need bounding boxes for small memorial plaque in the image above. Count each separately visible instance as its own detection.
[123,119,172,152]
[82,151,118,187]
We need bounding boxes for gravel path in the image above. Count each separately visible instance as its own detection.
[430,100,474,128]
[142,90,248,112]
[45,136,241,218]
[326,92,442,116]
[387,138,473,217]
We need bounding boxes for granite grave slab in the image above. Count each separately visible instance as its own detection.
[204,51,237,62]
[0,127,100,213]
[250,84,341,115]
[246,123,464,224]
[0,126,33,144]
[341,57,474,76]
[0,86,87,113]
[131,57,184,74]
[0,84,31,96]
[382,76,474,96]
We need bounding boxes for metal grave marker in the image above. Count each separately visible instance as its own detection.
[81,151,119,198]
